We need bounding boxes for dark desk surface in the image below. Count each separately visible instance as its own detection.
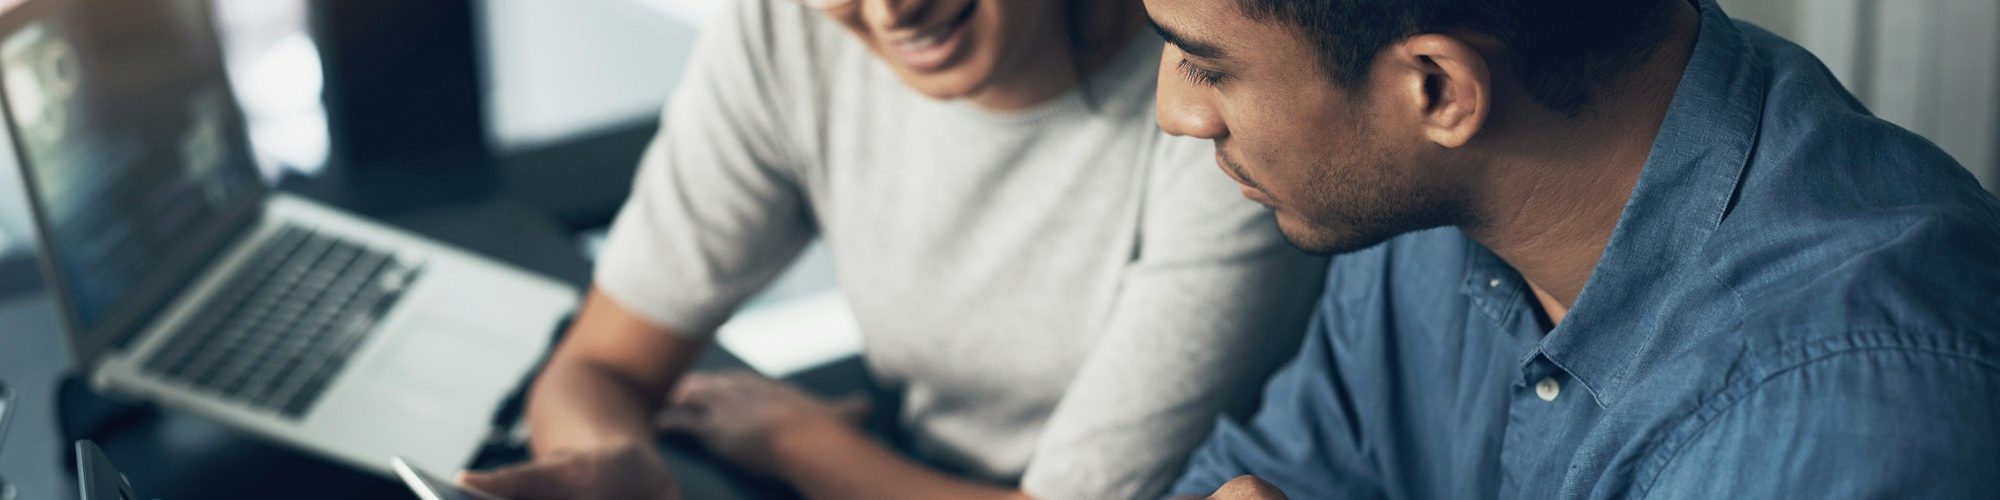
[0,192,867,499]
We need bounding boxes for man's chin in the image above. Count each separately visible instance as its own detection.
[1276,213,1400,256]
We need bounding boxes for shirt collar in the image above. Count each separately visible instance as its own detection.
[1524,0,1767,408]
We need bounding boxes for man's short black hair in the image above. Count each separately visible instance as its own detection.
[1237,0,1678,114]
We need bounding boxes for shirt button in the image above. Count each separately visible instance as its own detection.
[1488,278,1503,288]
[1535,377,1561,402]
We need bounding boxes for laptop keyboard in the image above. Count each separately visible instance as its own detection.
[142,225,421,419]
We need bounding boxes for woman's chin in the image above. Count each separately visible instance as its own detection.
[894,69,990,101]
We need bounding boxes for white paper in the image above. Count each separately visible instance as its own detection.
[715,291,863,377]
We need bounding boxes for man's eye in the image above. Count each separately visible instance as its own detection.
[1177,59,1225,87]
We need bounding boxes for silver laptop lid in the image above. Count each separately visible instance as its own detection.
[0,0,267,365]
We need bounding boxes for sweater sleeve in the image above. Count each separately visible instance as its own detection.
[593,0,818,338]
[1018,133,1328,499]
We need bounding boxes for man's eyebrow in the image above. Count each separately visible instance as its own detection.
[1146,15,1228,60]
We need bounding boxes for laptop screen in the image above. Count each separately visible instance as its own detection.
[0,0,263,358]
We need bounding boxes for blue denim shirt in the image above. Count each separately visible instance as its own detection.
[1170,2,2000,499]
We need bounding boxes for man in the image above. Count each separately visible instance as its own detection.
[1146,0,2000,498]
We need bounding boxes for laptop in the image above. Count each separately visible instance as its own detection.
[0,0,578,476]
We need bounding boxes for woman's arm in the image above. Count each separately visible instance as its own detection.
[460,289,707,500]
[471,0,822,493]
[525,288,710,457]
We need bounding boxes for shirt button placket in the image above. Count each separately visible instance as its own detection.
[1501,355,1576,498]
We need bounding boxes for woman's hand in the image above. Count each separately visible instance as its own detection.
[458,441,682,500]
[655,370,869,475]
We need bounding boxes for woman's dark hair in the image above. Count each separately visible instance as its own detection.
[1236,0,1678,114]
[1067,0,1093,108]
[1064,0,1143,111]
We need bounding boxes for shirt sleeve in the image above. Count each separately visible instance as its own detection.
[593,0,816,337]
[1166,290,1387,500]
[1641,346,2000,499]
[1017,135,1329,500]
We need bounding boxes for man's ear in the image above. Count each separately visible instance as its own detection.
[1384,34,1491,149]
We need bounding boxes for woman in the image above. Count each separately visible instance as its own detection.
[461,0,1323,498]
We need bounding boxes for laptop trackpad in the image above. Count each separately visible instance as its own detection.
[372,317,516,403]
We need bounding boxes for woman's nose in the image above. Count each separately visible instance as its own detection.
[859,0,926,30]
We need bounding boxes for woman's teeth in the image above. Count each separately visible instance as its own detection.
[897,24,954,51]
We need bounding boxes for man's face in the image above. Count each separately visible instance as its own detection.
[1145,0,1466,254]
[822,0,1066,101]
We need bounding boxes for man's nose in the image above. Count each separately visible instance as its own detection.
[1155,57,1226,139]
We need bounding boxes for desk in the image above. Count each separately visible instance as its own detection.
[0,192,869,499]
[68,336,864,500]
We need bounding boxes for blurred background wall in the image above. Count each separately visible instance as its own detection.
[1723,0,2000,190]
[479,0,700,154]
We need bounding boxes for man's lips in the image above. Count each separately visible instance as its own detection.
[1239,184,1274,205]
[1216,153,1275,206]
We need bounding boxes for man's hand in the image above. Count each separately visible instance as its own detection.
[654,370,868,475]
[458,441,681,500]
[1209,475,1289,500]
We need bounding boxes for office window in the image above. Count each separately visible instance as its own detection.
[212,0,328,181]
[0,0,33,253]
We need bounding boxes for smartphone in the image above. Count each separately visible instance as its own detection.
[392,457,507,500]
